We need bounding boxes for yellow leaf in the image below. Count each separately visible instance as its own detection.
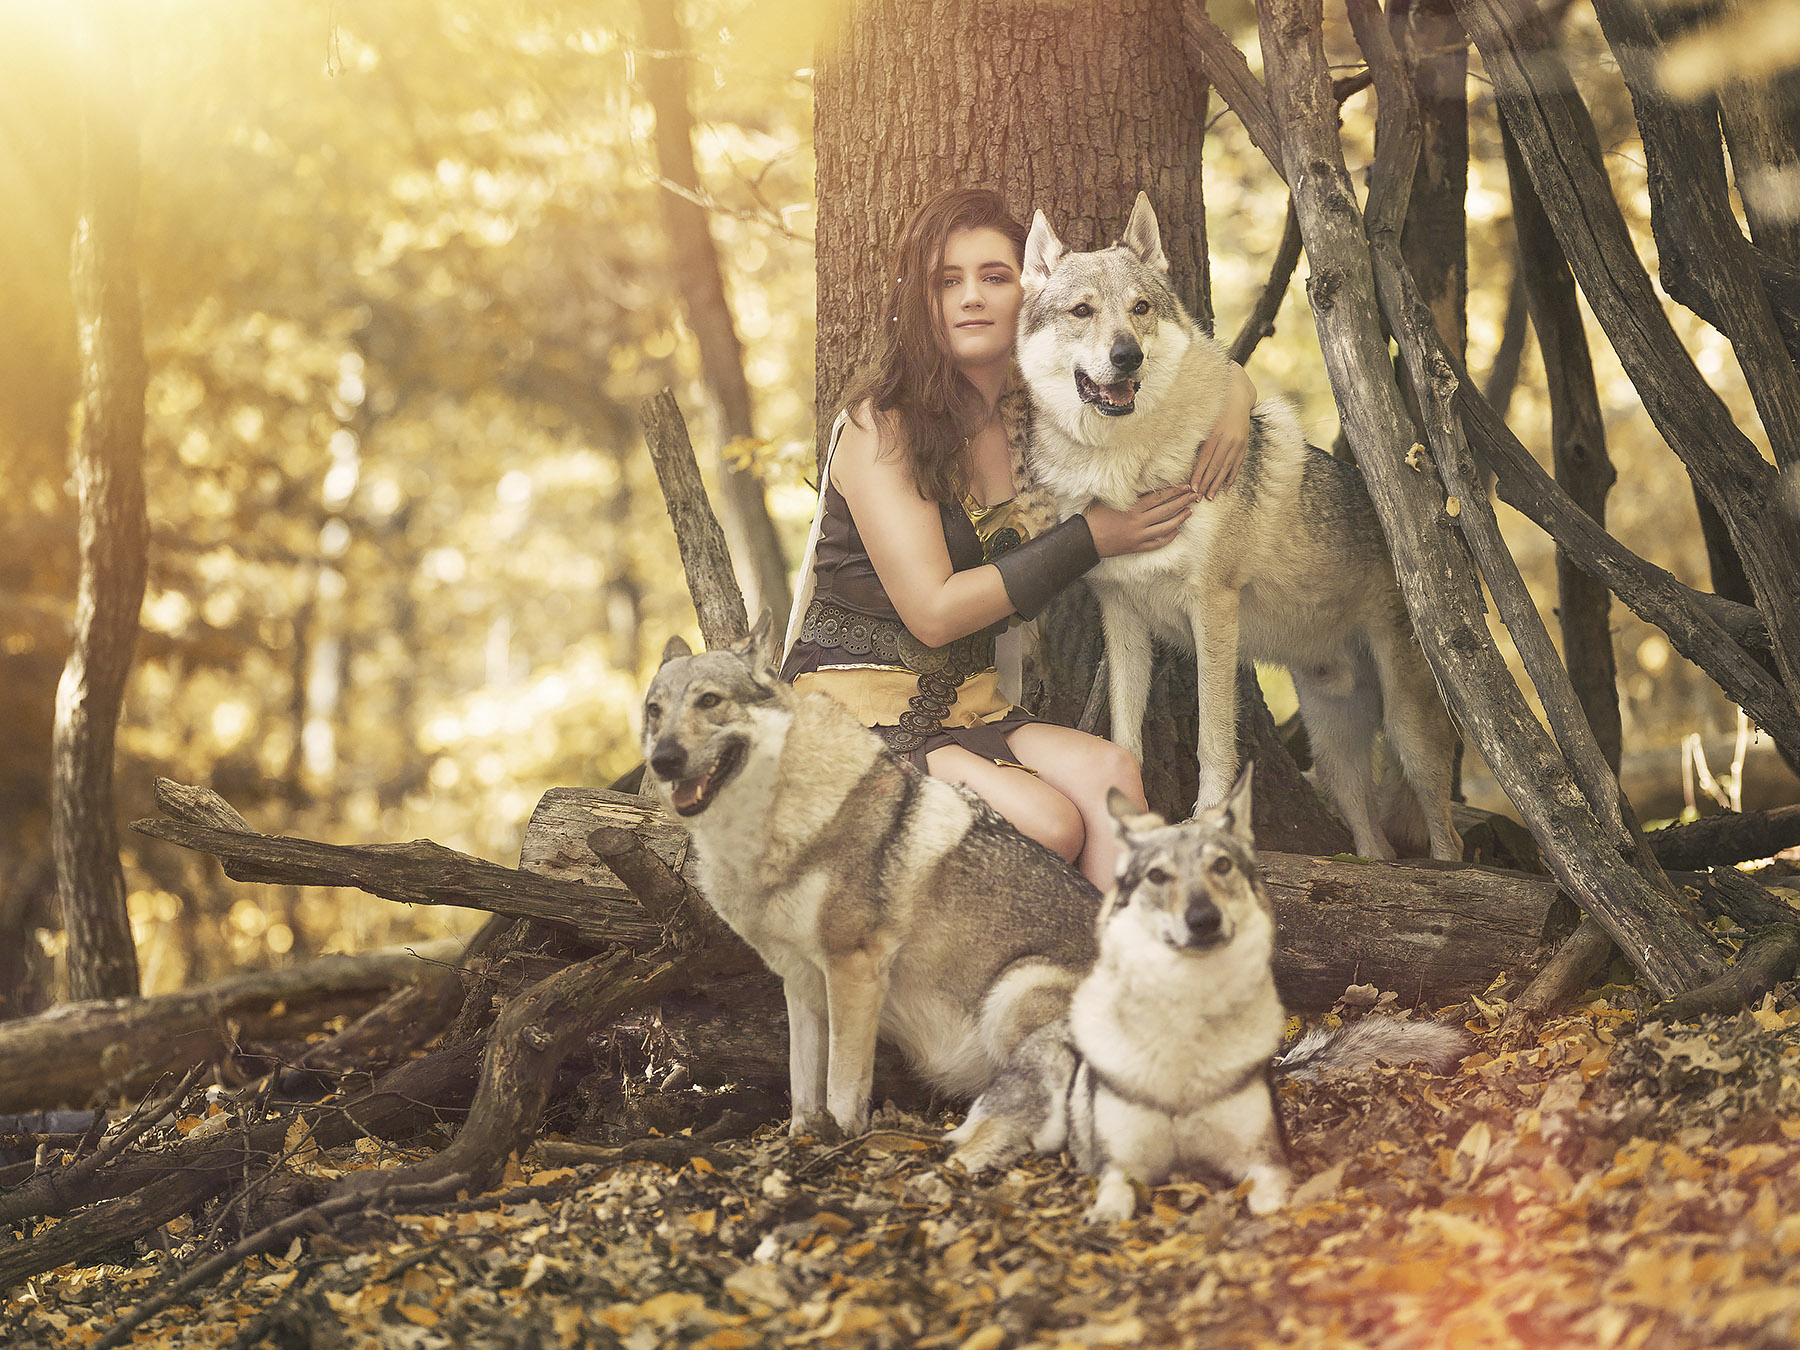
[689,1155,716,1174]
[959,1327,1008,1350]
[687,1208,718,1236]
[395,1302,439,1328]
[528,1167,576,1186]
[1451,1121,1493,1185]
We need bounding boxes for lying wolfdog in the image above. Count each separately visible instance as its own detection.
[952,768,1470,1221]
[641,614,1100,1136]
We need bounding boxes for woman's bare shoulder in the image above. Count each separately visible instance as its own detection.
[833,403,905,479]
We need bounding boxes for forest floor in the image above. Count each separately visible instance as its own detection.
[7,973,1800,1350]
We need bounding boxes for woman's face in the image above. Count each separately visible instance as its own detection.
[936,226,1022,372]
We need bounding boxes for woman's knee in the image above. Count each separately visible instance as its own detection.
[1018,793,1086,864]
[1094,740,1145,805]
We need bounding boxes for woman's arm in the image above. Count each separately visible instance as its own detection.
[1189,363,1257,500]
[833,414,1195,648]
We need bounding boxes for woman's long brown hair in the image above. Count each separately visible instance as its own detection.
[840,189,1029,505]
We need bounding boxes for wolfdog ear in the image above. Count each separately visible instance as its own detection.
[1212,762,1256,847]
[659,633,693,666]
[1122,192,1169,274]
[732,608,778,673]
[1105,787,1164,835]
[1022,210,1064,287]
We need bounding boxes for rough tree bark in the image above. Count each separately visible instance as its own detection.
[1455,0,1800,709]
[813,0,1352,839]
[52,4,149,1002]
[0,940,463,1112]
[1499,117,1621,773]
[637,0,791,621]
[1388,0,1469,413]
[1254,0,1724,999]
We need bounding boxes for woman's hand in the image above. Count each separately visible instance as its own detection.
[1084,485,1196,558]
[1190,363,1257,500]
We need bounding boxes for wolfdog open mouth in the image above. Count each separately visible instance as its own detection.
[1075,369,1141,416]
[668,739,746,817]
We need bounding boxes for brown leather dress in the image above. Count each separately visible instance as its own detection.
[778,477,1039,771]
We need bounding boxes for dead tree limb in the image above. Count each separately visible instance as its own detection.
[1455,0,1800,704]
[1227,198,1302,368]
[1258,0,1723,999]
[640,389,751,647]
[1499,112,1621,773]
[1500,918,1616,1043]
[1183,0,1786,758]
[1649,806,1800,871]
[1592,0,1800,476]
[130,778,664,952]
[638,0,790,620]
[0,941,463,1113]
[1653,925,1800,1023]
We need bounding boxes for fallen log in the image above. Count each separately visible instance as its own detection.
[138,782,1563,1018]
[525,788,1561,1013]
[0,938,463,1114]
[1647,805,1800,871]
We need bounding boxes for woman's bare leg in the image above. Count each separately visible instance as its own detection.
[1002,724,1146,889]
[924,744,1086,866]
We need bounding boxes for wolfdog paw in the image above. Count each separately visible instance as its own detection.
[945,1120,1025,1176]
[1083,1173,1140,1224]
[788,1111,846,1142]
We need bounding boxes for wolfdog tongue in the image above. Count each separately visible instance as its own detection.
[1098,379,1135,405]
[671,774,708,811]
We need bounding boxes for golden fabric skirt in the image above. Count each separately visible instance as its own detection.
[792,666,1020,732]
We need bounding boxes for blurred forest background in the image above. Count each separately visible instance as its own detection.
[0,0,1784,1008]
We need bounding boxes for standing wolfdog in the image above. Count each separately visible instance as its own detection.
[951,767,1470,1222]
[641,614,1100,1137]
[1018,192,1461,861]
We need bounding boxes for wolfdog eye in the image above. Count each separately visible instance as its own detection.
[1145,867,1170,885]
[696,692,722,710]
[1210,856,1234,875]
[1132,299,1150,316]
[644,702,661,722]
[1070,302,1093,319]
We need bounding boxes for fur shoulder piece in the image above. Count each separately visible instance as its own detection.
[999,364,1062,536]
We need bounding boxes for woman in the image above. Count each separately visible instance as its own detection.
[781,188,1255,888]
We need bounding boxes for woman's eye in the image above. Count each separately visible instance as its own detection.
[984,273,1011,285]
[1071,303,1093,318]
[1132,299,1151,315]
[697,692,721,709]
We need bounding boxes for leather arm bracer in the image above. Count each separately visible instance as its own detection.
[991,514,1099,620]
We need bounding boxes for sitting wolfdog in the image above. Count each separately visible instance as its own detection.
[950,767,1470,1221]
[1018,193,1461,861]
[640,614,1099,1136]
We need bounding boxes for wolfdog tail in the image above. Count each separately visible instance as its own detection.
[1275,1018,1472,1081]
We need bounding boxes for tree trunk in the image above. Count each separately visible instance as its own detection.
[52,4,149,1002]
[816,0,1214,446]
[1500,117,1621,773]
[637,0,792,621]
[813,0,1351,830]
